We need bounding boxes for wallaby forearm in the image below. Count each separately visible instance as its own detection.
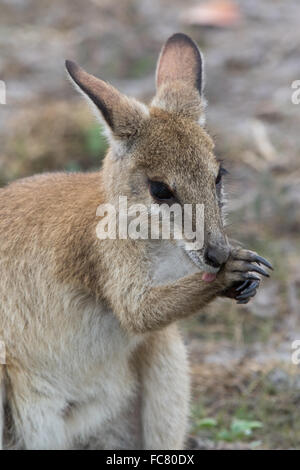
[111,244,270,334]
[116,272,224,334]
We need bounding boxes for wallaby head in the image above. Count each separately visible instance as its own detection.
[66,33,230,274]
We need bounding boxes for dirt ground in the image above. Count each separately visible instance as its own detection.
[1,0,300,449]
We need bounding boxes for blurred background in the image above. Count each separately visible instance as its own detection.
[1,0,300,449]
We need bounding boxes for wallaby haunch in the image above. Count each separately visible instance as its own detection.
[0,33,272,449]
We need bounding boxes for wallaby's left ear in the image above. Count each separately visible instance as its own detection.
[152,33,205,123]
[65,60,148,152]
[156,33,203,95]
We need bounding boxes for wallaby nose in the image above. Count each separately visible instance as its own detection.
[205,243,230,269]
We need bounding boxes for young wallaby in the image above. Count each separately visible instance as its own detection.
[0,33,272,450]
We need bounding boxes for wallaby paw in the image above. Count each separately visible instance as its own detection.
[219,248,273,304]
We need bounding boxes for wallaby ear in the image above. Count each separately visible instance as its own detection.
[156,33,203,94]
[152,33,205,123]
[65,60,148,152]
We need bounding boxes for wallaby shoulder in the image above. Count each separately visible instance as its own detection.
[0,171,107,296]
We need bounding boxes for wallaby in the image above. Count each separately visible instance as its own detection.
[0,33,272,450]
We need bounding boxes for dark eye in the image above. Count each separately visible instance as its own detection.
[149,181,174,201]
[216,166,228,185]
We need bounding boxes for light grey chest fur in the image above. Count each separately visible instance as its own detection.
[149,240,199,286]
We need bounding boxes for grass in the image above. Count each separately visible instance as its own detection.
[190,364,300,449]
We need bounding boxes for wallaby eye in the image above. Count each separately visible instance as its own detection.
[149,181,174,201]
[216,166,228,185]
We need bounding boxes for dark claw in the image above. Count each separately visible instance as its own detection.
[233,264,268,278]
[233,251,273,271]
[247,263,270,277]
[221,279,255,299]
[237,298,250,304]
[244,263,270,278]
[242,273,260,281]
[236,289,257,301]
[236,279,260,301]
[251,254,273,270]
[238,280,260,297]
[236,280,249,292]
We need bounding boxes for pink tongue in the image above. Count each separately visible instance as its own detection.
[202,272,217,282]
